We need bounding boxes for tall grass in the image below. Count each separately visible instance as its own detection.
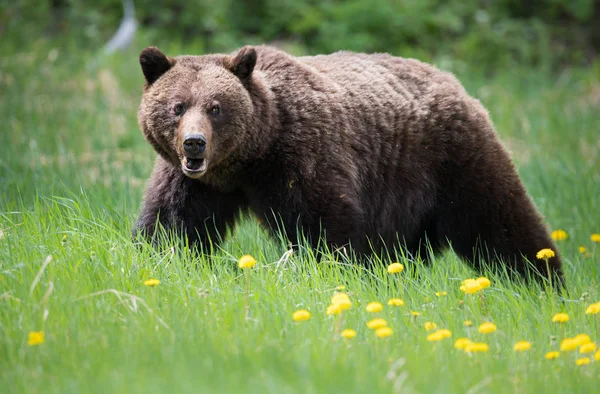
[1,34,599,393]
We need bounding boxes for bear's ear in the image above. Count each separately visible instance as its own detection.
[139,47,174,85]
[227,46,257,81]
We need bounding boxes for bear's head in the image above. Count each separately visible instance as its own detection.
[137,46,264,182]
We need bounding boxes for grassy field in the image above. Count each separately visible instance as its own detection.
[1,34,600,394]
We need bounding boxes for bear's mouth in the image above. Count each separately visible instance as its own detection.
[182,157,208,178]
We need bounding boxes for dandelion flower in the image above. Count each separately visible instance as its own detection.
[366,302,383,313]
[435,291,447,297]
[375,327,393,338]
[27,331,44,346]
[387,298,405,306]
[573,334,592,346]
[326,304,342,315]
[478,322,497,334]
[464,320,473,327]
[460,278,482,294]
[551,313,569,323]
[331,292,350,304]
[579,246,587,254]
[580,343,596,354]
[591,233,600,243]
[545,351,560,360]
[536,248,555,260]
[576,357,590,366]
[594,350,600,361]
[454,338,472,350]
[560,338,579,352]
[514,341,532,352]
[427,329,451,342]
[585,302,600,315]
[366,318,388,330]
[144,279,160,287]
[551,230,568,241]
[238,254,257,269]
[331,293,352,311]
[292,310,311,322]
[424,322,437,332]
[427,331,445,341]
[387,263,404,274]
[341,329,357,339]
[337,299,352,311]
[476,277,491,289]
[464,342,489,353]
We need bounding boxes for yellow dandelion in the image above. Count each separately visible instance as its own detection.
[514,341,532,352]
[464,342,489,353]
[435,291,447,297]
[410,311,421,317]
[594,350,600,361]
[576,357,590,366]
[591,233,600,243]
[427,331,445,342]
[580,343,597,354]
[545,351,560,360]
[579,246,587,254]
[464,320,473,327]
[331,293,352,311]
[238,254,257,269]
[341,329,357,339]
[331,292,350,304]
[573,334,592,346]
[143,279,160,287]
[387,298,405,306]
[585,302,600,315]
[292,310,311,322]
[427,329,451,342]
[366,318,388,330]
[366,302,383,313]
[326,304,342,315]
[337,299,352,311]
[536,248,555,260]
[454,338,472,350]
[551,313,569,323]
[476,277,491,289]
[27,331,45,346]
[560,338,579,352]
[387,262,404,274]
[478,322,497,334]
[551,230,568,241]
[460,278,482,294]
[424,322,437,332]
[375,327,393,338]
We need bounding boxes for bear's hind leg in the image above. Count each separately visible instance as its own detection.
[436,156,564,286]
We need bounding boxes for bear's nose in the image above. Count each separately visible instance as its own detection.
[183,134,206,157]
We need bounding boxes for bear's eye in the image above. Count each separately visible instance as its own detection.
[209,104,220,116]
[173,103,185,116]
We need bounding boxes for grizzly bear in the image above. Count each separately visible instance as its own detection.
[134,45,563,284]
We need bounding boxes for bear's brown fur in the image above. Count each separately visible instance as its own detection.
[134,45,564,284]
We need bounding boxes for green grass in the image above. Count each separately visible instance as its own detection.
[1,34,600,394]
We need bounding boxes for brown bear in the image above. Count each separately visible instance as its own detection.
[134,45,563,284]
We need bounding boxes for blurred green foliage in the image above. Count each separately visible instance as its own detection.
[1,0,598,71]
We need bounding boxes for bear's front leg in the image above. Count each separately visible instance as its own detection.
[133,157,246,250]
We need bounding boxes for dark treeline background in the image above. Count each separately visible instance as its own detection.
[2,0,599,72]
